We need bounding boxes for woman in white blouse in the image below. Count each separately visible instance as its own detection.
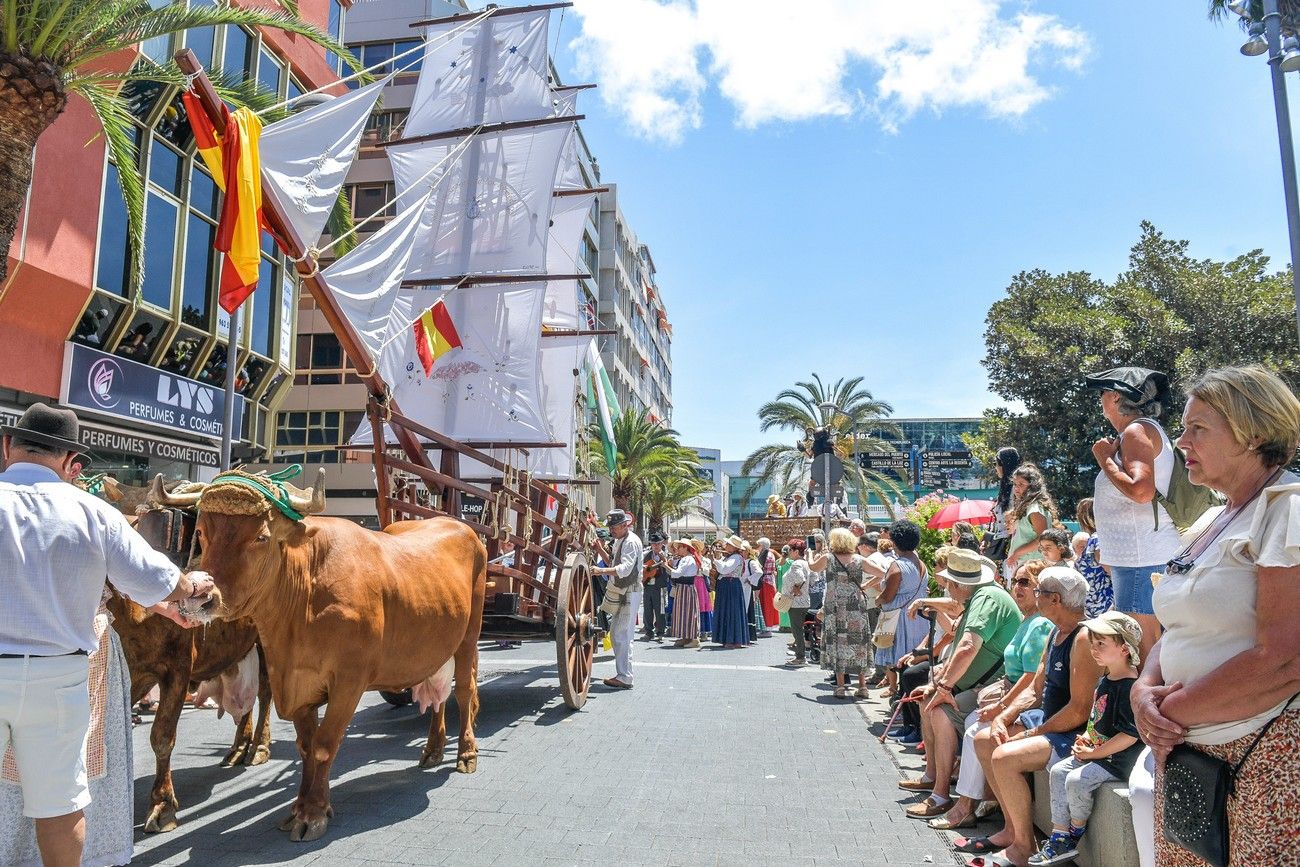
[1132,364,1300,866]
[668,540,702,648]
[783,539,812,665]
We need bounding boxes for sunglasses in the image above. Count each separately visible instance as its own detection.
[1012,578,1035,588]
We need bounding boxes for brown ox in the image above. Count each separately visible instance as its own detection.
[154,469,486,842]
[106,484,273,833]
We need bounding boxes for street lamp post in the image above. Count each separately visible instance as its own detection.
[818,401,837,541]
[1236,0,1300,342]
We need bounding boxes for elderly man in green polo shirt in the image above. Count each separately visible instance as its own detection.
[901,548,1023,820]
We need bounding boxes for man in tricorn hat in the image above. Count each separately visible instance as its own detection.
[0,403,215,866]
[590,510,643,689]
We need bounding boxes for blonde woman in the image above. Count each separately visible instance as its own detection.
[1133,364,1300,866]
[817,527,875,698]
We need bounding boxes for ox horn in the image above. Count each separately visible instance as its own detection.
[147,474,203,508]
[285,467,327,516]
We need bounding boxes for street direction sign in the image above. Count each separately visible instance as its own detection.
[921,449,973,470]
[858,452,909,471]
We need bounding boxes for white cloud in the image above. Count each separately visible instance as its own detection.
[569,0,1090,142]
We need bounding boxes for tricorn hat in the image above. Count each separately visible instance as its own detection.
[1085,366,1170,407]
[2,403,86,457]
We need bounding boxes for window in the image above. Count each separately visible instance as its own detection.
[96,164,130,298]
[258,49,285,97]
[294,332,362,385]
[326,0,346,73]
[362,110,409,145]
[181,213,215,328]
[347,39,421,78]
[141,194,178,310]
[346,182,396,224]
[223,26,254,79]
[580,234,597,276]
[274,409,364,464]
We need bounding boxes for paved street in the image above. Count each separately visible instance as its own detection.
[130,636,960,866]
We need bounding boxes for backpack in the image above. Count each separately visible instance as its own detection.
[1153,447,1224,532]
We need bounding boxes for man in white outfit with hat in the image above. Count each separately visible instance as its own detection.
[0,403,215,867]
[591,510,643,689]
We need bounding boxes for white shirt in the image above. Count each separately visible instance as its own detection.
[668,557,699,581]
[783,559,812,608]
[1093,418,1182,567]
[608,530,644,591]
[1153,472,1299,745]
[714,552,744,578]
[0,463,180,655]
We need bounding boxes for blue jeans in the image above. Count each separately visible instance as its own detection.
[1110,564,1161,616]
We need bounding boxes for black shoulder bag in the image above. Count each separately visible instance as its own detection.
[1162,692,1299,867]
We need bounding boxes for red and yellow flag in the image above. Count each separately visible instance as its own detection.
[412,299,462,376]
[182,92,264,313]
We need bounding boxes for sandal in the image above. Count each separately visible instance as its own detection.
[834,686,848,699]
[854,686,869,699]
[905,794,952,819]
[954,836,999,855]
[929,811,977,830]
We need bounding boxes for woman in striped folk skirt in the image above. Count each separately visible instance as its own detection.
[668,540,701,648]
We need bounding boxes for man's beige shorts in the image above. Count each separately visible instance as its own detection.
[0,655,91,818]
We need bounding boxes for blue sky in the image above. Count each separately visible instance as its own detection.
[549,1,1297,462]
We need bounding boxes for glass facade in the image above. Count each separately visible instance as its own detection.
[77,27,299,453]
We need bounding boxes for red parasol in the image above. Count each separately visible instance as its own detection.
[926,499,996,530]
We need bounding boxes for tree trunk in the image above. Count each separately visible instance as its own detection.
[0,52,69,283]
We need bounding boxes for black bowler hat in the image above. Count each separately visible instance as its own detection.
[648,531,667,543]
[2,403,86,457]
[1085,366,1170,406]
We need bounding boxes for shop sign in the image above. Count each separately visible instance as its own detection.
[60,342,244,441]
[0,406,220,468]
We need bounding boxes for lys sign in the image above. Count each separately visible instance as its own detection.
[157,376,216,415]
[62,342,244,441]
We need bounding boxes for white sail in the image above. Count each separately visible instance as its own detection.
[352,281,549,443]
[321,188,438,363]
[406,9,552,137]
[259,77,390,248]
[532,334,592,476]
[388,122,571,280]
[553,90,587,192]
[542,192,595,329]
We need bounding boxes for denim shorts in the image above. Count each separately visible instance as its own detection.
[1018,709,1079,761]
[1110,564,1162,616]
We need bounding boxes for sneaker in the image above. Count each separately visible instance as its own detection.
[1028,831,1080,865]
[886,725,914,739]
[893,729,923,746]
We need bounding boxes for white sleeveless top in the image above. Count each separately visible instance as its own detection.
[1093,418,1183,567]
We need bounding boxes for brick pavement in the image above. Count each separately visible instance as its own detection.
[128,635,964,866]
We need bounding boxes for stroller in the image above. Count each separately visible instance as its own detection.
[802,609,823,664]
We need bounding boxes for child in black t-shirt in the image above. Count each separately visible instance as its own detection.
[1030,611,1143,866]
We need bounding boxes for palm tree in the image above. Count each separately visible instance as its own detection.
[589,408,699,519]
[0,0,354,284]
[741,373,905,517]
[1209,1,1300,31]
[642,469,712,534]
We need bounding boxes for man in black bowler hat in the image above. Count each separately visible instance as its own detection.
[0,403,215,867]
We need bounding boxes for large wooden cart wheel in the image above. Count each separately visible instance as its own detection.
[555,550,596,710]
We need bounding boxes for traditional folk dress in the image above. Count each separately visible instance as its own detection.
[711,552,750,646]
[758,549,779,628]
[696,558,714,637]
[0,603,133,867]
[668,556,701,640]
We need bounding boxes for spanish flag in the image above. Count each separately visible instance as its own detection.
[412,299,462,376]
[183,92,264,313]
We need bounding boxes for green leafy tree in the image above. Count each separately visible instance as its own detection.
[0,0,356,284]
[642,469,712,533]
[967,222,1300,508]
[589,409,702,525]
[741,373,904,514]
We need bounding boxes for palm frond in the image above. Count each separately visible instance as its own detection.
[68,75,146,289]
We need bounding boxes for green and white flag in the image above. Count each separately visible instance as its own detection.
[586,342,620,473]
